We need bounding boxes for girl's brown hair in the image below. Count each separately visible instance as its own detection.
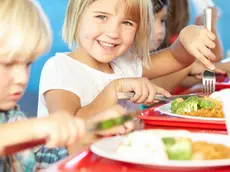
[162,0,189,47]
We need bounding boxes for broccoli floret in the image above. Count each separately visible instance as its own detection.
[171,98,184,113]
[164,138,192,160]
[174,102,193,114]
[185,96,200,102]
[171,96,216,114]
[198,99,215,109]
[173,96,199,114]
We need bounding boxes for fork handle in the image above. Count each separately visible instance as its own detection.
[204,8,212,31]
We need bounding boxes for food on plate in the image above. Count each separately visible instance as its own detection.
[163,137,192,160]
[117,130,230,161]
[163,137,230,160]
[171,95,224,118]
[192,141,230,160]
[117,130,168,161]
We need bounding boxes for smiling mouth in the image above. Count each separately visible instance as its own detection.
[98,40,118,48]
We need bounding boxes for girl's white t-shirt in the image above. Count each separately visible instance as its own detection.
[37,53,142,117]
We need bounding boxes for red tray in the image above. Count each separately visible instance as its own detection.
[138,106,226,131]
[216,74,229,83]
[57,149,230,172]
[216,82,230,91]
[144,125,227,134]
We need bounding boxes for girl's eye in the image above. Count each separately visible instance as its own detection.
[95,15,107,21]
[122,21,133,26]
[5,62,14,68]
[161,19,167,23]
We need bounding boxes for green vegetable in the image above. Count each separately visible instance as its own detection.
[163,138,192,160]
[171,99,181,113]
[162,137,176,146]
[171,96,217,114]
[198,99,215,109]
[172,96,199,114]
[96,115,133,130]
[97,120,115,130]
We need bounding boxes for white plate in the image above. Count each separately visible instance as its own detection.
[155,102,225,121]
[91,130,230,169]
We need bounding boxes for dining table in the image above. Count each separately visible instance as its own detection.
[41,124,230,172]
[3,74,228,172]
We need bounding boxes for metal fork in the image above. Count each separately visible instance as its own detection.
[202,8,215,95]
[202,70,216,95]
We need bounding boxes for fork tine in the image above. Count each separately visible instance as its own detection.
[207,80,210,95]
[208,79,211,95]
[202,78,206,94]
[202,70,216,95]
[203,80,208,95]
[209,79,212,94]
[212,79,216,93]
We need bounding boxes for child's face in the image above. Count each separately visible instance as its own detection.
[0,58,31,110]
[151,6,167,50]
[77,0,138,63]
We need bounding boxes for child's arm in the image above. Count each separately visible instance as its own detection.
[0,113,84,155]
[44,82,118,121]
[152,59,227,91]
[143,41,194,79]
[215,61,230,72]
[0,118,41,154]
[180,60,230,87]
[44,78,169,120]
[143,25,216,80]
[151,66,192,93]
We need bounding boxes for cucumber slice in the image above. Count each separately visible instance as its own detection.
[96,115,134,130]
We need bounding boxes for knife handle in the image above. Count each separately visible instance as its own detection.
[3,138,46,155]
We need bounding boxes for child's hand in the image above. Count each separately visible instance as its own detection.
[114,77,171,104]
[179,25,216,70]
[88,105,144,136]
[35,113,85,148]
[190,60,226,80]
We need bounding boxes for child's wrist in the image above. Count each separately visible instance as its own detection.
[33,118,48,140]
[170,38,195,65]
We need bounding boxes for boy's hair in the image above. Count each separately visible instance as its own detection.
[152,0,169,14]
[0,0,52,62]
[62,0,154,68]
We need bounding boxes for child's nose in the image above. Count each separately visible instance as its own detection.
[105,22,120,39]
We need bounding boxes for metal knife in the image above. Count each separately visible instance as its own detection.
[117,92,202,101]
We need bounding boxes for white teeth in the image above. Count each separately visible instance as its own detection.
[99,41,115,47]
